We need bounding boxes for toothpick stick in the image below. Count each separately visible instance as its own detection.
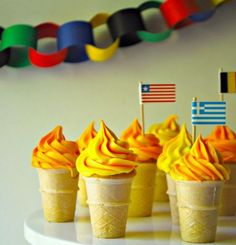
[192,97,197,142]
[140,103,145,134]
[219,67,224,101]
[139,82,145,134]
[220,93,224,102]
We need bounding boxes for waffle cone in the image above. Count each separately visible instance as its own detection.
[153,169,169,202]
[89,204,128,238]
[166,174,179,225]
[219,163,236,216]
[84,172,134,238]
[78,177,87,207]
[169,194,179,225]
[128,163,156,217]
[176,180,223,243]
[38,168,78,222]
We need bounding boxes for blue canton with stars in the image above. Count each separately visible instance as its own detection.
[141,84,150,93]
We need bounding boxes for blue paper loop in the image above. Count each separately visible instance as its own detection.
[190,10,215,22]
[190,0,215,22]
[57,21,94,63]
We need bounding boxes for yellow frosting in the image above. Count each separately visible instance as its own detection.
[157,124,192,173]
[77,122,97,152]
[76,121,137,177]
[170,135,230,181]
[206,126,236,163]
[148,115,180,145]
[32,126,79,174]
[120,119,162,162]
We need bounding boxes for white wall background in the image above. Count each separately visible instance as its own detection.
[0,0,236,244]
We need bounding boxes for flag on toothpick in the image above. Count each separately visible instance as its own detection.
[192,101,226,125]
[139,83,176,103]
[220,71,236,93]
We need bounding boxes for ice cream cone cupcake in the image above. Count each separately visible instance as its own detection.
[76,122,97,207]
[76,121,137,238]
[157,124,192,224]
[206,125,236,216]
[32,126,79,222]
[121,119,162,217]
[148,115,180,202]
[171,135,230,243]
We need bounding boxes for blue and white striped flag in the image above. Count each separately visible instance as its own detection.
[192,101,226,125]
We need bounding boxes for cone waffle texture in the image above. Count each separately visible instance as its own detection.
[153,169,169,202]
[166,174,179,225]
[128,163,156,217]
[78,177,87,207]
[176,180,223,243]
[84,174,133,238]
[219,163,236,216]
[38,168,78,222]
[89,204,128,238]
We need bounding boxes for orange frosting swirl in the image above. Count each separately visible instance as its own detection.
[76,121,137,177]
[205,126,236,163]
[77,122,97,152]
[120,119,162,162]
[32,126,79,174]
[148,115,180,145]
[170,135,230,181]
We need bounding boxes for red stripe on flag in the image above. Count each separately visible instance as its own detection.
[142,97,176,100]
[142,100,176,103]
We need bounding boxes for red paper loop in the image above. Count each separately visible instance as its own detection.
[160,0,199,28]
[29,22,67,68]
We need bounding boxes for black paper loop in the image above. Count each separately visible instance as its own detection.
[0,27,10,67]
[107,8,145,47]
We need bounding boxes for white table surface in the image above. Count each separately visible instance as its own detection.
[24,203,236,245]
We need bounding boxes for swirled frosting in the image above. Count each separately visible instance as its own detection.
[32,126,79,174]
[205,126,236,163]
[170,135,230,181]
[157,124,192,173]
[120,119,162,162]
[148,115,180,145]
[76,121,137,177]
[77,122,97,152]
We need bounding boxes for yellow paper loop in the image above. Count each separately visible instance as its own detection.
[86,13,120,62]
[212,0,228,6]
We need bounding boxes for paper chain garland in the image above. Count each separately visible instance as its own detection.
[0,0,229,68]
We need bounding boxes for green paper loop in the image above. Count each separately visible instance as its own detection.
[137,29,172,42]
[0,24,36,67]
[138,1,162,11]
[137,0,172,42]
